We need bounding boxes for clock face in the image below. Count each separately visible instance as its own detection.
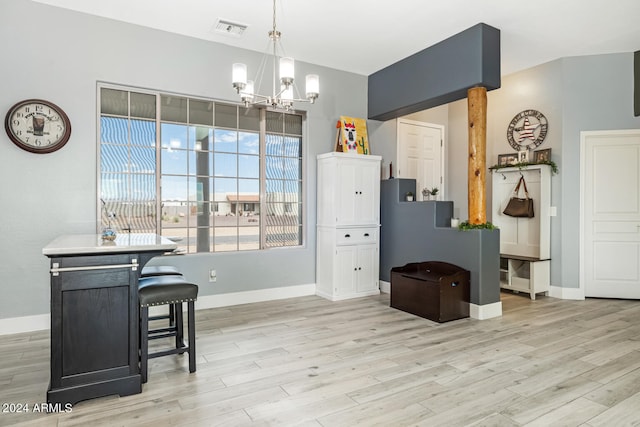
[507,109,548,151]
[4,99,71,153]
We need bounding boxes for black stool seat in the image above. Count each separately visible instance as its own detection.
[138,276,198,383]
[138,276,198,307]
[140,265,182,277]
[139,266,183,323]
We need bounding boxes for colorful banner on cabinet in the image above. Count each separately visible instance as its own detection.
[335,116,370,155]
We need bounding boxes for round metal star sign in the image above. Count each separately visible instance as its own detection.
[507,109,548,151]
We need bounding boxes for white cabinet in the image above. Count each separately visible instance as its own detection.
[316,153,381,301]
[335,244,378,295]
[492,165,552,299]
[317,152,380,227]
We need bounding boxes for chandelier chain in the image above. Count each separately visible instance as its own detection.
[272,0,276,35]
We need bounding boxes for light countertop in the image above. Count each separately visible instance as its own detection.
[43,233,178,256]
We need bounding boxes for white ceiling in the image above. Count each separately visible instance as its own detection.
[34,0,640,76]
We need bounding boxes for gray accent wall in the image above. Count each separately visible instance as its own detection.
[367,23,501,121]
[0,0,368,320]
[380,179,500,306]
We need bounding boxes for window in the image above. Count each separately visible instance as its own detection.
[99,85,304,253]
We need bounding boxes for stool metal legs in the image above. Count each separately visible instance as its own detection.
[139,302,196,383]
[188,301,196,373]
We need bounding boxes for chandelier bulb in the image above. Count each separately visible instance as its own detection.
[232,63,247,93]
[279,57,295,87]
[305,74,320,102]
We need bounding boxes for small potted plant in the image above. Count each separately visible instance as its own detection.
[405,191,414,202]
[422,187,439,200]
[429,187,439,200]
[421,188,430,200]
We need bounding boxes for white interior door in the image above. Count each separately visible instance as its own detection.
[581,130,640,299]
[397,119,444,198]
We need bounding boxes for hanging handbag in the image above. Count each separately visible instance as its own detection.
[503,176,535,218]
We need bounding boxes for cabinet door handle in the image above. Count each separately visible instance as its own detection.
[50,262,138,276]
[364,233,369,237]
[344,234,351,238]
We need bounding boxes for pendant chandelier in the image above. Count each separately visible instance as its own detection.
[231,0,319,110]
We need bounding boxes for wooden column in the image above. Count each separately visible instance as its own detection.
[467,86,487,224]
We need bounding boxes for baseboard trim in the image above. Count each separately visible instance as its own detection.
[0,313,50,335]
[470,301,503,320]
[549,285,585,300]
[379,280,390,294]
[316,289,380,301]
[194,283,316,310]
[0,284,317,336]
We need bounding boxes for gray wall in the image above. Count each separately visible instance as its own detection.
[0,0,368,319]
[427,53,640,289]
[558,54,640,288]
[480,60,564,286]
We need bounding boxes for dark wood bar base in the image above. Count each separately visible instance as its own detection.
[47,375,141,406]
[43,234,176,406]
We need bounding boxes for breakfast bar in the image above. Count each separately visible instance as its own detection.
[42,233,177,405]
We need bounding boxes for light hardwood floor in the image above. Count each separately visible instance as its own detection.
[2,291,640,426]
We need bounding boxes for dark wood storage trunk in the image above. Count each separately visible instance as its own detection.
[390,261,470,322]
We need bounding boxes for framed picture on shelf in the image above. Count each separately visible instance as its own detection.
[518,150,529,163]
[533,148,551,163]
[498,153,518,166]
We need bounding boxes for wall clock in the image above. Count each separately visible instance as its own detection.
[506,109,548,151]
[4,99,71,153]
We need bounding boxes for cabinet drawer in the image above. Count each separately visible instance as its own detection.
[336,227,378,245]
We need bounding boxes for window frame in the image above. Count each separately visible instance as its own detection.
[96,82,307,253]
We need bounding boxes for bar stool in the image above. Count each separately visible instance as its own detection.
[140,265,184,329]
[140,265,182,277]
[138,275,198,383]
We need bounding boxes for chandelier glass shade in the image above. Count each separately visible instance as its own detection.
[231,0,319,109]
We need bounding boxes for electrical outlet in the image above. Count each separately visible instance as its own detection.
[209,269,217,282]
